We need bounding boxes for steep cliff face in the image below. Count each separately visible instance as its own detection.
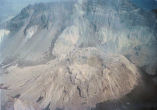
[0,0,157,110]
[0,2,74,64]
[0,0,157,75]
[74,0,157,75]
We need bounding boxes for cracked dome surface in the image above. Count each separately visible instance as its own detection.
[1,48,141,110]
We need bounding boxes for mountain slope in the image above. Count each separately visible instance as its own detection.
[0,0,157,75]
[0,0,157,110]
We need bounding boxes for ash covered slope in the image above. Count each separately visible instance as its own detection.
[0,0,157,110]
[0,1,74,64]
[0,0,157,74]
[74,0,157,75]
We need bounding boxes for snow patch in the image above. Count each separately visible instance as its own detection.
[0,29,10,44]
[25,26,38,41]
